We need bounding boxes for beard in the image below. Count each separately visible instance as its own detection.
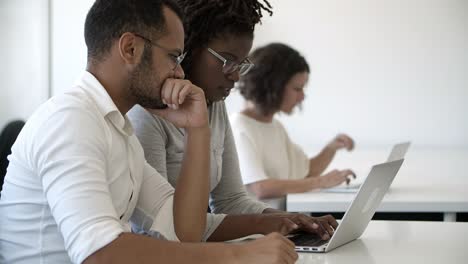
[129,46,167,109]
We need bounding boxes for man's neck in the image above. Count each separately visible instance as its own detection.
[87,62,134,115]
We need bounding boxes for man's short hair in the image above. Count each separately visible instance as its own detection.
[84,0,183,63]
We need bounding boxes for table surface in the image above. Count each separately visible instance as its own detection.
[287,148,468,213]
[296,220,468,264]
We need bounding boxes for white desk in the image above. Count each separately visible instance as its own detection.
[297,221,468,264]
[288,148,468,222]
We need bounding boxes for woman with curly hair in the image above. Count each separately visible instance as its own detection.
[128,0,338,242]
[231,43,356,209]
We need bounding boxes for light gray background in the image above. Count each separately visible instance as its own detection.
[1,0,467,150]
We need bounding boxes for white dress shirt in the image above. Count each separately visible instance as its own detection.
[0,72,177,263]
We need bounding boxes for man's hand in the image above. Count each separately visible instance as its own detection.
[318,169,356,188]
[148,78,208,128]
[327,134,355,152]
[232,233,298,264]
[258,213,338,241]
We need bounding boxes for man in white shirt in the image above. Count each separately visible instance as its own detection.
[0,0,297,263]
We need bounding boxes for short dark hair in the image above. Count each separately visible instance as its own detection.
[176,0,273,78]
[84,0,183,63]
[238,43,310,115]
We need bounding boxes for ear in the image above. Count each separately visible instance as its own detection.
[118,32,144,65]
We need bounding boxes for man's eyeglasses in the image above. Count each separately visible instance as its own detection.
[207,48,254,76]
[133,33,186,70]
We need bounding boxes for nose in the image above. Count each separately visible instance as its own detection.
[298,91,305,102]
[174,64,185,79]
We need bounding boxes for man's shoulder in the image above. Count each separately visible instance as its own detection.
[41,87,98,115]
[26,88,106,139]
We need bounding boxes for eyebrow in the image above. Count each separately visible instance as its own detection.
[220,51,249,62]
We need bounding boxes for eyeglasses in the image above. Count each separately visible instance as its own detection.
[133,33,186,70]
[207,48,254,76]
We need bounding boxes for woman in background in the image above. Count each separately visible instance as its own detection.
[231,43,356,209]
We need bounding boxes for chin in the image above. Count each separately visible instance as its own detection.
[138,97,167,109]
[281,108,294,115]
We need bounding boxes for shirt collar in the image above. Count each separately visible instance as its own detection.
[75,71,134,136]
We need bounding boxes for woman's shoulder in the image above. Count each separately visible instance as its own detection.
[229,112,256,130]
[271,117,286,130]
[127,105,180,138]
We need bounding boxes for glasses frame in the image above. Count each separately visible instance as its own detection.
[207,48,254,76]
[133,33,186,70]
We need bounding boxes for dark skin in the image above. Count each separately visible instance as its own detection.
[184,33,339,242]
[84,6,297,264]
[188,34,251,103]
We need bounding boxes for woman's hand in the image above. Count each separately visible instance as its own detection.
[327,134,355,152]
[257,213,338,240]
[318,169,356,189]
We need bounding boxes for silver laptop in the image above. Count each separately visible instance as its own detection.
[324,141,410,192]
[288,159,405,252]
[386,141,411,162]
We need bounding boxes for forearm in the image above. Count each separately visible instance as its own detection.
[173,126,210,242]
[247,178,321,199]
[207,214,265,242]
[262,208,284,214]
[307,146,336,177]
[84,233,235,264]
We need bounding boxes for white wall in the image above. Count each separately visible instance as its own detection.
[226,0,468,151]
[2,0,466,150]
[0,0,49,128]
[51,0,94,95]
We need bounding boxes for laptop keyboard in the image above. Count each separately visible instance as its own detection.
[288,233,326,247]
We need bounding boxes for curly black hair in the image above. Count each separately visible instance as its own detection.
[175,0,273,78]
[84,0,183,63]
[238,43,310,115]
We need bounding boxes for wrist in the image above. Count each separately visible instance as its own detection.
[308,176,323,189]
[185,125,210,135]
[325,144,338,152]
[252,215,270,235]
[262,208,283,214]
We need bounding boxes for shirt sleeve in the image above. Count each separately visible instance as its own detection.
[284,130,310,180]
[132,164,226,242]
[209,109,269,215]
[130,162,174,237]
[32,106,124,264]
